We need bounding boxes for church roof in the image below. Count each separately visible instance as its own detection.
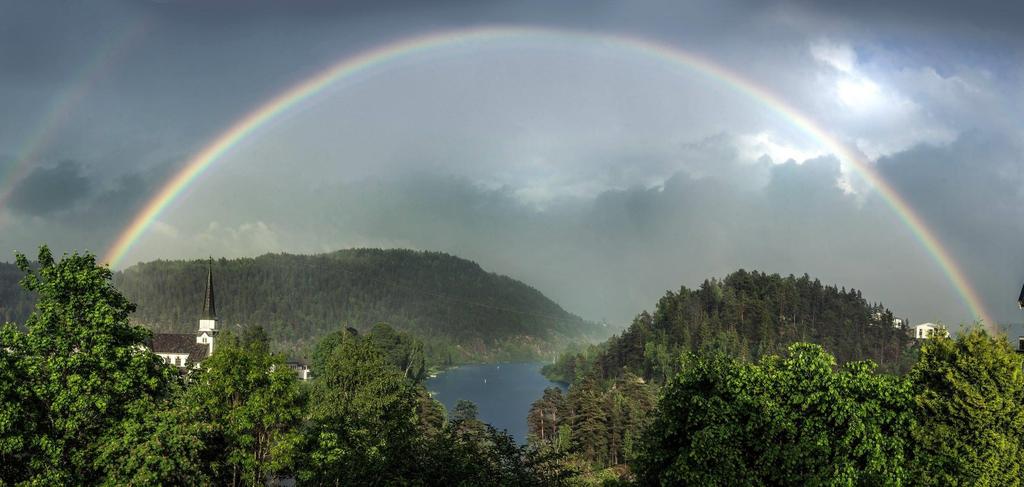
[203,260,216,319]
[150,333,210,362]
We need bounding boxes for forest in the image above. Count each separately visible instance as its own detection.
[525,269,1022,484]
[0,247,573,486]
[0,248,601,363]
[3,248,1023,486]
[542,269,914,386]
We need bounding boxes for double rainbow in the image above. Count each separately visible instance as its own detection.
[101,26,994,326]
[0,20,151,214]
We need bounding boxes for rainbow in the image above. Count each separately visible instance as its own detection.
[102,26,995,326]
[0,20,151,215]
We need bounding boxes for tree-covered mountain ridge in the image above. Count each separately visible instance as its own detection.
[544,269,915,385]
[109,248,599,362]
[530,269,919,481]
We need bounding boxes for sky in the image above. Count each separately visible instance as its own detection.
[1,0,1022,329]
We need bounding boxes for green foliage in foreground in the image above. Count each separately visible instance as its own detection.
[5,247,1023,486]
[630,330,1024,486]
[634,343,914,485]
[0,247,574,486]
[0,247,172,485]
[909,327,1024,485]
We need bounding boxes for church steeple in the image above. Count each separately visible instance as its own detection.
[198,260,219,341]
[202,259,216,319]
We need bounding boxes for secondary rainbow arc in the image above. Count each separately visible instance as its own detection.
[0,20,151,214]
[102,26,995,327]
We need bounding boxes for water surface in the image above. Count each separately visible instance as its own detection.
[426,362,566,444]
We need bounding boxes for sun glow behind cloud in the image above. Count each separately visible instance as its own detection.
[837,77,882,109]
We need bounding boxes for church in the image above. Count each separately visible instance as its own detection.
[149,263,220,368]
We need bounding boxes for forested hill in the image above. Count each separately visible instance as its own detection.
[545,269,914,383]
[109,249,596,362]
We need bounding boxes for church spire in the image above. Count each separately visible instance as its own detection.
[202,259,216,319]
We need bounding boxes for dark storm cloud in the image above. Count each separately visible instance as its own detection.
[785,0,1024,38]
[0,153,178,262]
[7,161,91,216]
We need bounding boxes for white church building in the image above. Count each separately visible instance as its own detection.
[149,263,219,368]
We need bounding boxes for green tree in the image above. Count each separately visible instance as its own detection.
[95,386,217,486]
[300,331,420,485]
[416,389,446,437]
[528,387,567,447]
[0,323,32,483]
[634,343,914,485]
[0,247,172,485]
[240,324,271,351]
[189,335,304,486]
[367,322,427,384]
[419,419,574,486]
[453,399,480,423]
[909,327,1024,486]
[569,378,610,466]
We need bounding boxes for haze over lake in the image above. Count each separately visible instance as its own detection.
[427,362,566,444]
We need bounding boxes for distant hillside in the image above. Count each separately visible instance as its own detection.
[107,249,596,362]
[0,262,33,324]
[545,269,916,383]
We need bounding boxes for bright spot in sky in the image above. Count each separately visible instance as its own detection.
[837,77,881,109]
[739,131,823,165]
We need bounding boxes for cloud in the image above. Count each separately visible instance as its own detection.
[0,0,1021,331]
[112,133,986,328]
[7,161,91,216]
[874,131,1024,323]
[811,40,857,73]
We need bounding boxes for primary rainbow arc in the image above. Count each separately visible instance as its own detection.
[102,26,995,327]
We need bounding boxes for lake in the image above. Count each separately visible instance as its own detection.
[426,362,567,444]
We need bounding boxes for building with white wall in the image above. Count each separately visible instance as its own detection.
[150,263,219,368]
[286,361,312,381]
[913,322,949,340]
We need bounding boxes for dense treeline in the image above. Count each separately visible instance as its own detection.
[0,247,573,485]
[533,270,921,481]
[4,248,1022,485]
[527,269,1024,485]
[527,374,656,478]
[533,331,1024,485]
[1,248,599,363]
[544,269,913,386]
[629,333,1024,485]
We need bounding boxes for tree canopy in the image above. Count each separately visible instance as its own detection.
[909,327,1024,485]
[0,247,172,484]
[633,343,914,485]
[0,246,575,486]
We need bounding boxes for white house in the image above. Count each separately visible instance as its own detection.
[149,263,219,368]
[286,361,312,381]
[913,322,949,340]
